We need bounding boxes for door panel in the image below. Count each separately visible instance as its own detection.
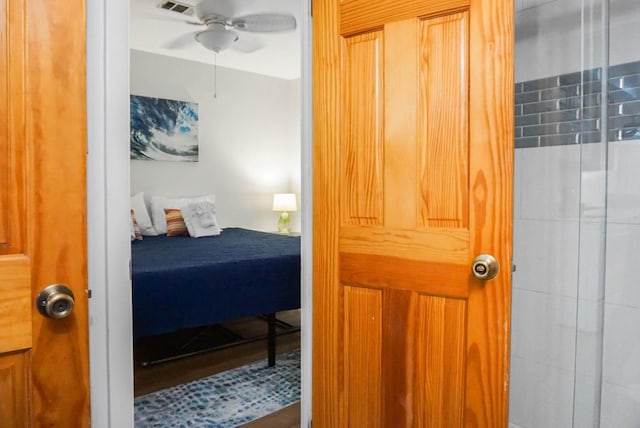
[415,295,466,427]
[0,256,31,353]
[419,13,469,229]
[313,0,513,425]
[344,286,382,427]
[0,351,30,427]
[342,30,383,226]
[0,0,90,425]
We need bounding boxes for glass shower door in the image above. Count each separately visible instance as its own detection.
[510,0,608,426]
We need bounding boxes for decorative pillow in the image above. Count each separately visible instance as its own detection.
[130,192,158,236]
[181,201,221,238]
[130,211,136,242]
[130,209,143,241]
[165,209,189,237]
[151,194,215,234]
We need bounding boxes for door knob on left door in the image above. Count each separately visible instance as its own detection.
[36,284,75,319]
[471,254,499,280]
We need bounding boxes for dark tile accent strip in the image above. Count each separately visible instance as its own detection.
[516,113,540,127]
[582,81,603,95]
[580,132,602,144]
[515,60,640,149]
[523,76,560,92]
[559,68,601,85]
[515,137,539,148]
[516,91,540,104]
[609,114,640,129]
[541,109,579,123]
[523,100,558,115]
[541,85,579,101]
[621,128,640,140]
[515,127,522,138]
[540,133,578,147]
[610,88,640,104]
[610,62,640,78]
[622,100,640,115]
[559,93,601,110]
[523,123,558,137]
[622,74,640,88]
[558,119,599,134]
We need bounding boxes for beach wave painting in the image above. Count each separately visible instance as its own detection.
[130,95,199,162]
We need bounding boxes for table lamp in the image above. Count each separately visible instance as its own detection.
[272,193,297,233]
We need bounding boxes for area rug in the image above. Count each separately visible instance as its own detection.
[134,349,300,427]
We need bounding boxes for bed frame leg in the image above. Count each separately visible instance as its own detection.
[267,313,276,367]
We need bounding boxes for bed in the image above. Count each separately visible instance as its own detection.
[131,227,301,365]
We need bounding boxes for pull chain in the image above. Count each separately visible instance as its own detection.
[214,52,217,99]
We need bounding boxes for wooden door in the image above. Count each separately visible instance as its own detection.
[1,0,90,425]
[312,0,513,426]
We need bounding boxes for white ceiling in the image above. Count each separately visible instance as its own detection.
[130,0,302,80]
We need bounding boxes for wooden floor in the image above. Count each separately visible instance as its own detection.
[134,310,301,428]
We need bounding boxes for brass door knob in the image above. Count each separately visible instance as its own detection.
[471,254,499,280]
[36,284,75,319]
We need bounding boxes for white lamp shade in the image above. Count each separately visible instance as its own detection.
[273,193,297,212]
[195,27,239,52]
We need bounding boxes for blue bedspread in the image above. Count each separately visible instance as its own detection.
[131,228,301,339]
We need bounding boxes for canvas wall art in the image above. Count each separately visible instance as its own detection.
[130,95,199,162]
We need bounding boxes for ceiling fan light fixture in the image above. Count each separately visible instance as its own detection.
[194,28,238,52]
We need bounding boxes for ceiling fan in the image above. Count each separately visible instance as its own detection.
[163,0,297,53]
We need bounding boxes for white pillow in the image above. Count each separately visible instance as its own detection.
[151,194,215,234]
[130,192,158,236]
[181,201,221,238]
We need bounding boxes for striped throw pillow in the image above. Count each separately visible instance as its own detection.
[130,209,143,240]
[165,208,189,237]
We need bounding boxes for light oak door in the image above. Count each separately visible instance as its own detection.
[312,0,513,426]
[1,0,90,426]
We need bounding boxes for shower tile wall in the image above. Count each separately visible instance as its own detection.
[601,140,640,427]
[511,69,640,428]
[511,0,640,426]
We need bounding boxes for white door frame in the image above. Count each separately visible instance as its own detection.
[85,1,313,426]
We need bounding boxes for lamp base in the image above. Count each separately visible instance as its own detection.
[277,212,290,234]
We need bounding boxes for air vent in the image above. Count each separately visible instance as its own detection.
[158,0,194,15]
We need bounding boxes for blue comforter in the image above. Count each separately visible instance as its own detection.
[131,228,301,339]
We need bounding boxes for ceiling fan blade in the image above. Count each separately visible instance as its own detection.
[230,14,296,33]
[139,16,203,26]
[162,31,198,50]
[230,34,265,53]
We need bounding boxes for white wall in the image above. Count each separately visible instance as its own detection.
[130,49,302,233]
[88,0,134,426]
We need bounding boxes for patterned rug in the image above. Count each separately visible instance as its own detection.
[134,349,301,427]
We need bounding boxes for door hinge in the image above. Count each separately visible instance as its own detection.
[86,289,93,299]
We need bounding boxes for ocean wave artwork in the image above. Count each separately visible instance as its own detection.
[130,95,199,162]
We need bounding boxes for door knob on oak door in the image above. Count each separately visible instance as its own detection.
[36,284,75,319]
[471,254,499,280]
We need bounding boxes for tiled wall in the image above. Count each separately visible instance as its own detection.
[601,141,640,427]
[510,62,640,428]
[510,0,640,426]
[515,60,640,149]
